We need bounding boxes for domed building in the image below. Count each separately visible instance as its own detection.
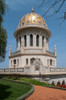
[9,8,57,75]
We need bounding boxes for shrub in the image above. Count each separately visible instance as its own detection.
[57,85,66,88]
[4,75,19,80]
[63,85,66,88]
[62,80,65,85]
[4,76,52,87]
[51,81,55,86]
[57,85,62,87]
[57,81,60,86]
[19,77,52,86]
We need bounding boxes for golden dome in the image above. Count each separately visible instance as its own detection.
[14,8,51,38]
[18,8,48,29]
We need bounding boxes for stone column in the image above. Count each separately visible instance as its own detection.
[18,38,20,51]
[43,38,46,53]
[33,34,36,47]
[47,59,50,66]
[54,45,56,56]
[16,39,18,51]
[39,35,42,47]
[21,40,24,53]
[9,45,11,56]
[28,58,30,66]
[46,38,49,50]
[27,35,29,47]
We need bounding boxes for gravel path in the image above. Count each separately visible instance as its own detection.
[26,85,66,100]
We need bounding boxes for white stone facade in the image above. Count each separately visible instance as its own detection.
[9,9,57,75]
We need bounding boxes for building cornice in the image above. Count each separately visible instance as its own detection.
[9,53,56,58]
[24,47,43,50]
[14,25,51,38]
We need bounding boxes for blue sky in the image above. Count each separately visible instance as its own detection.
[0,0,66,68]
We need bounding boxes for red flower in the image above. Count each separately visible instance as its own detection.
[57,85,66,88]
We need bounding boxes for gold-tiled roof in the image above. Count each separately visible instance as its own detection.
[14,9,51,38]
[18,9,48,29]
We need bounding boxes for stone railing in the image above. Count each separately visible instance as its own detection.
[46,50,55,56]
[50,67,66,72]
[11,50,20,56]
[0,67,66,75]
[0,68,24,74]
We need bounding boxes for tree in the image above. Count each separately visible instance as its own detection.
[62,80,65,85]
[52,81,55,86]
[57,81,61,85]
[0,0,7,62]
[38,0,66,21]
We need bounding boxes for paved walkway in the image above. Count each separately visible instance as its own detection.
[26,85,66,100]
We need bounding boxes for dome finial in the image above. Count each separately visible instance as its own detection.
[31,7,34,13]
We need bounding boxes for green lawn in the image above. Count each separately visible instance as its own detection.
[0,79,32,100]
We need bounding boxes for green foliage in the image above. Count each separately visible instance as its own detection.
[0,79,31,100]
[57,81,61,86]
[0,0,7,24]
[4,75,19,80]
[19,77,52,86]
[51,81,55,86]
[0,26,7,62]
[0,0,7,62]
[4,76,52,86]
[62,80,65,85]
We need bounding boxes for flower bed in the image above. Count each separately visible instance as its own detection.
[57,85,66,88]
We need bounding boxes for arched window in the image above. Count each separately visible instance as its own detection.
[50,59,52,66]
[11,60,12,67]
[13,59,16,64]
[42,36,44,47]
[36,35,39,46]
[24,35,27,46]
[46,38,48,43]
[26,59,28,65]
[16,39,18,48]
[30,34,33,46]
